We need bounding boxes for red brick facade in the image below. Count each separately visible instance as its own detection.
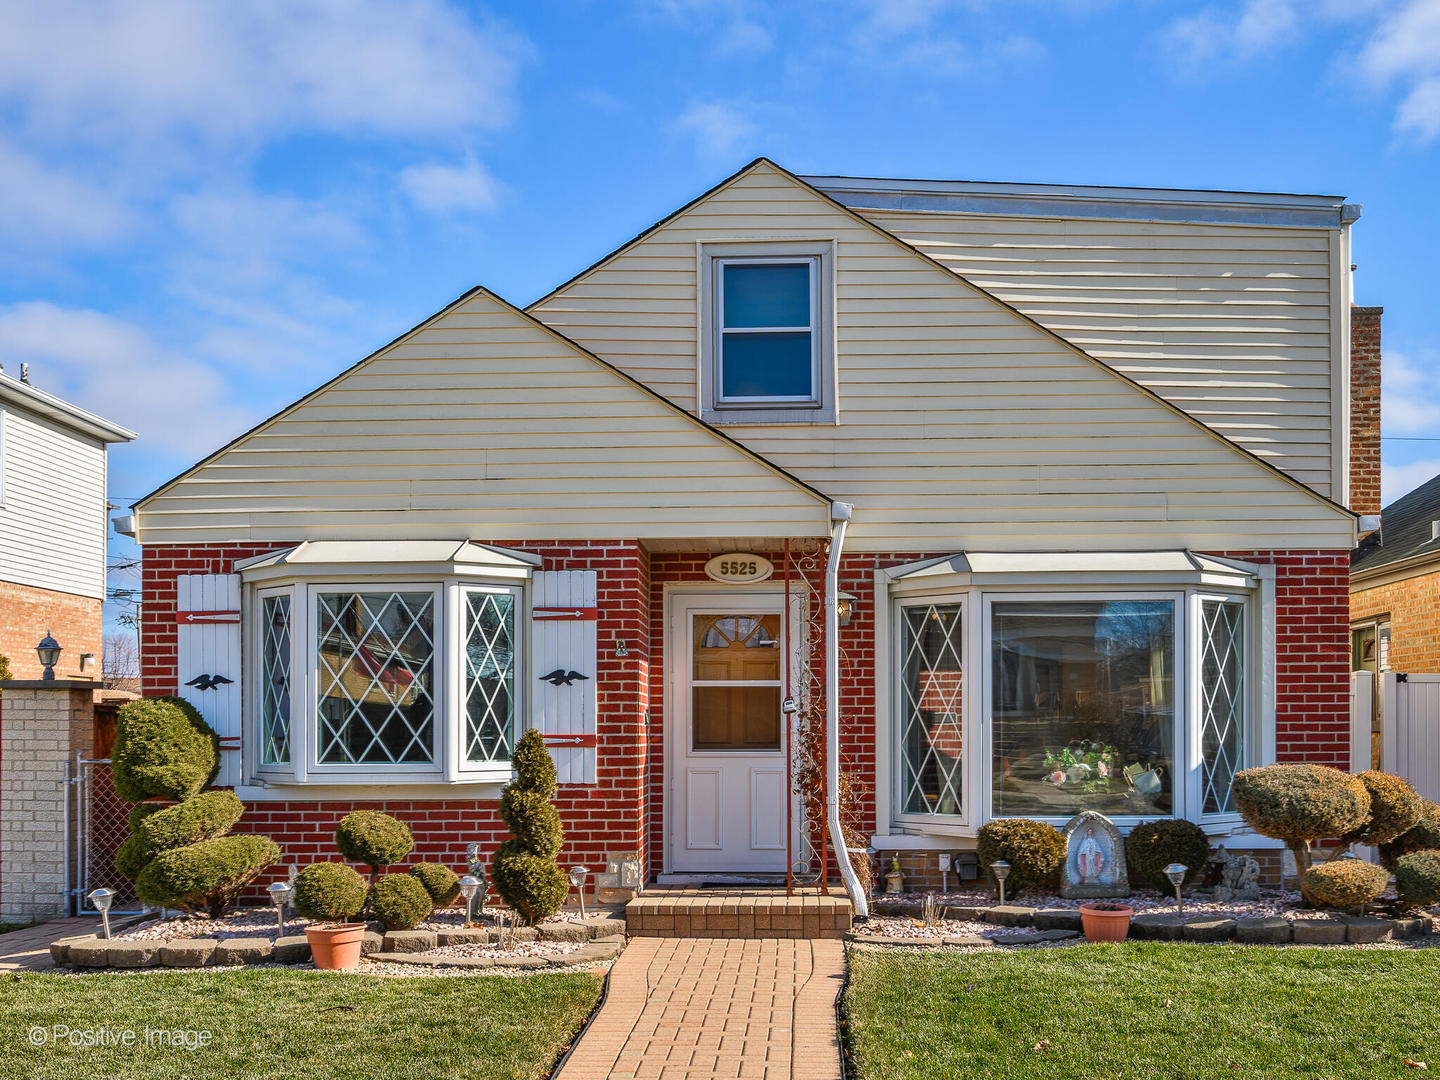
[0,578,102,681]
[1350,306,1383,519]
[1352,564,1440,672]
[140,542,1352,883]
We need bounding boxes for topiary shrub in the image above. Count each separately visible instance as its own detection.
[293,863,368,923]
[336,811,414,884]
[371,873,434,930]
[976,818,1066,896]
[1394,850,1440,910]
[1232,764,1370,903]
[152,695,222,790]
[492,729,569,924]
[409,863,462,908]
[134,834,280,916]
[1344,771,1424,846]
[137,790,245,853]
[1126,819,1211,891]
[1302,858,1391,909]
[1379,801,1440,871]
[111,697,218,802]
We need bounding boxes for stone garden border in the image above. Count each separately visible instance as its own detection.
[49,916,628,971]
[851,900,1436,948]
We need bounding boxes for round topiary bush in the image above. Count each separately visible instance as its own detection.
[493,729,569,924]
[1379,801,1440,870]
[371,873,434,930]
[1302,858,1391,909]
[134,834,280,916]
[1232,764,1370,902]
[976,818,1066,896]
[1126,819,1211,891]
[1394,850,1440,910]
[409,863,462,908]
[336,811,413,881]
[293,863,369,923]
[111,697,219,802]
[1345,771,1424,846]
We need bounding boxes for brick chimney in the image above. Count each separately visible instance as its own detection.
[1349,305,1382,518]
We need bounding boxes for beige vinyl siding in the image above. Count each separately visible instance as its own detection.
[532,162,1353,552]
[0,405,108,598]
[135,291,829,545]
[856,208,1336,494]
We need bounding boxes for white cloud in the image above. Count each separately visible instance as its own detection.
[0,301,257,457]
[1381,347,1440,437]
[1165,0,1301,66]
[675,102,758,159]
[1359,0,1440,141]
[644,0,774,54]
[0,137,132,249]
[1383,458,1440,505]
[399,158,503,215]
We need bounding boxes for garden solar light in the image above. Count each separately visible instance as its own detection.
[1164,863,1188,916]
[89,887,114,939]
[459,875,481,925]
[35,632,61,681]
[938,852,952,893]
[569,866,591,919]
[992,860,1011,905]
[266,880,293,937]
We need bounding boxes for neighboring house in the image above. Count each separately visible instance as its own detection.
[0,370,135,680]
[126,159,1376,893]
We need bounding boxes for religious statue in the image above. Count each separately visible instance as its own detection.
[1060,811,1130,899]
[1076,826,1105,883]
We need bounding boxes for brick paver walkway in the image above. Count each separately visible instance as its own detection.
[557,937,845,1080]
[0,917,99,971]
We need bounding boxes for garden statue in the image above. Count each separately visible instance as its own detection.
[1060,811,1129,899]
[1213,853,1262,902]
[465,841,489,923]
[1076,826,1105,883]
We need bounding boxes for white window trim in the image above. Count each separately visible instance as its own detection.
[697,239,837,425]
[244,569,527,788]
[872,557,1276,841]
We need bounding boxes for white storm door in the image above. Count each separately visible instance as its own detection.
[670,594,792,873]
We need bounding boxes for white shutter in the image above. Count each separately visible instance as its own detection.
[176,574,243,786]
[531,570,598,785]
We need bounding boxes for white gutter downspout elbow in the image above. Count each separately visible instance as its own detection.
[825,500,867,917]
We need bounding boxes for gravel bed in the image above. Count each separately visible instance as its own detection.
[422,938,587,960]
[53,958,615,979]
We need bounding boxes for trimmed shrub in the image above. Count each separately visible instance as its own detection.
[1302,858,1390,909]
[127,801,166,833]
[111,697,219,802]
[1345,771,1424,846]
[153,695,222,790]
[410,863,462,908]
[135,834,280,916]
[1380,801,1440,870]
[492,729,569,924]
[1394,850,1440,910]
[1233,764,1370,902]
[115,833,154,881]
[976,818,1066,895]
[294,863,368,923]
[138,790,244,853]
[1126,819,1211,891]
[371,873,434,930]
[336,811,413,881]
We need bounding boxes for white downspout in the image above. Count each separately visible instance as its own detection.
[825,500,867,917]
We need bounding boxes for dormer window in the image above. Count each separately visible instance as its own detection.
[700,241,835,424]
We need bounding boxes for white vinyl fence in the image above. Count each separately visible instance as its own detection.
[1380,673,1440,801]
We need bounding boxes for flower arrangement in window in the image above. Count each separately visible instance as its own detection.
[1042,740,1116,792]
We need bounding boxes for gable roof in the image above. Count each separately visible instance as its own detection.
[1353,472,1440,578]
[0,371,136,444]
[132,286,830,545]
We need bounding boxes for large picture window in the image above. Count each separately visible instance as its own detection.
[991,600,1175,818]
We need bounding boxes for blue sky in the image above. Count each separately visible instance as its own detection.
[0,0,1437,628]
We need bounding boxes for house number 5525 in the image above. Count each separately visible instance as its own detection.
[704,553,774,584]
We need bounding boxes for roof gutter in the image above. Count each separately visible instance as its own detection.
[825,500,867,918]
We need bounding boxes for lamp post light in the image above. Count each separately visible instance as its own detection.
[568,866,591,920]
[35,632,62,681]
[992,860,1011,906]
[266,880,293,938]
[458,875,482,927]
[1164,863,1189,917]
[88,887,114,939]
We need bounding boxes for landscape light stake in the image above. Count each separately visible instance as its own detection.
[459,876,481,927]
[568,866,590,919]
[992,860,1011,905]
[89,888,114,939]
[1165,863,1189,917]
[266,880,293,937]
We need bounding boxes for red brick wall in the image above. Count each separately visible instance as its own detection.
[0,579,102,681]
[1350,305,1383,519]
[1352,566,1440,672]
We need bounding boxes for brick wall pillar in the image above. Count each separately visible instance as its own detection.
[1350,305,1383,521]
[0,681,95,922]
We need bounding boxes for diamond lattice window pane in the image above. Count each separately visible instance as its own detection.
[260,595,291,765]
[898,604,965,817]
[316,591,435,765]
[464,591,515,764]
[1201,599,1246,814]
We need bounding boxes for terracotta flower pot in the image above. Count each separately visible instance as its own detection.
[1079,902,1134,943]
[305,923,367,970]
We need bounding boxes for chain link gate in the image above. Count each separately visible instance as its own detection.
[69,755,144,914]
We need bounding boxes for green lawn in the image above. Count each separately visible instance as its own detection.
[6,968,602,1080]
[845,944,1439,1080]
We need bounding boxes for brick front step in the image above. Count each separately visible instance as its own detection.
[625,887,852,939]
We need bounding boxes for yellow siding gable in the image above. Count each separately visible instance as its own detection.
[134,289,830,545]
[530,161,1354,552]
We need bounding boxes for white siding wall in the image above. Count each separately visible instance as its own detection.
[855,209,1338,495]
[0,403,108,598]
